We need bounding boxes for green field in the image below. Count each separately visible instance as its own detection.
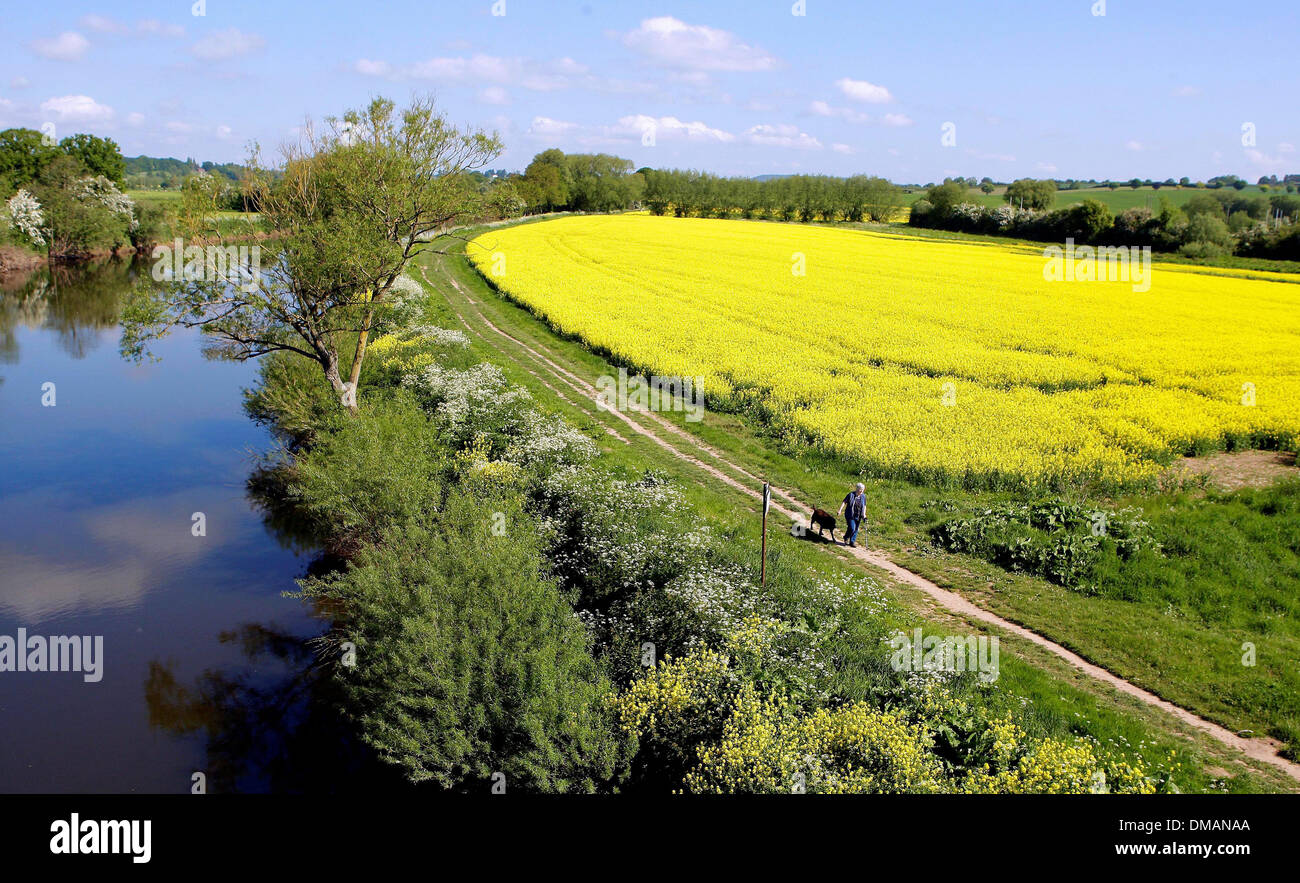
[904,184,1276,213]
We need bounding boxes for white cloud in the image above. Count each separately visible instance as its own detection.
[1245,148,1291,173]
[216,124,233,139]
[126,112,145,126]
[620,17,780,72]
[1036,162,1058,174]
[1278,143,1295,154]
[355,53,649,95]
[527,116,579,137]
[354,58,392,76]
[620,114,735,143]
[79,15,128,35]
[744,123,822,150]
[137,19,185,38]
[40,94,113,122]
[882,113,913,127]
[190,28,264,61]
[832,143,854,154]
[1172,85,1200,97]
[165,121,192,133]
[836,77,892,103]
[477,86,510,105]
[1125,140,1144,151]
[79,15,184,38]
[31,32,91,61]
[11,76,30,89]
[810,100,869,123]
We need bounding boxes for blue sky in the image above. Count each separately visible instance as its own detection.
[2,0,1296,183]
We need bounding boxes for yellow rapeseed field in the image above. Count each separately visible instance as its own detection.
[470,214,1300,488]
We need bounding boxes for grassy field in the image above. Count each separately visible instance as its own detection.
[455,213,1300,767]
[904,184,1278,213]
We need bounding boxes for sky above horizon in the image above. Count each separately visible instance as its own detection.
[2,0,1296,183]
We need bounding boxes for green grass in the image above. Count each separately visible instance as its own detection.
[903,184,1278,214]
[399,225,1300,791]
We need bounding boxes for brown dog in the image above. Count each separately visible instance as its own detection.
[810,507,837,542]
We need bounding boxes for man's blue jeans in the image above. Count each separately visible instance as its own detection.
[845,517,860,546]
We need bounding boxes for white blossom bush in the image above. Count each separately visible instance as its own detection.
[403,361,531,429]
[503,409,598,470]
[383,273,432,329]
[534,466,713,604]
[5,189,46,246]
[991,205,1017,229]
[75,175,137,230]
[404,324,470,348]
[950,202,988,228]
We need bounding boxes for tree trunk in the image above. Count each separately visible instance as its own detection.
[323,356,359,414]
[345,307,374,406]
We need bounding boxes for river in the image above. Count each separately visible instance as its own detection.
[0,257,384,793]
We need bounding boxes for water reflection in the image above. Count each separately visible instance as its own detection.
[0,259,131,366]
[0,257,352,792]
[145,622,411,793]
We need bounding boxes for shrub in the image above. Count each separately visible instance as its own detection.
[300,492,630,791]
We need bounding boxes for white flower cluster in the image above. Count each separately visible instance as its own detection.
[5,189,46,246]
[403,361,530,427]
[403,324,470,348]
[950,202,987,224]
[75,175,137,229]
[388,273,425,300]
[503,410,597,469]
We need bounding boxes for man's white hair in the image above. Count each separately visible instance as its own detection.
[855,482,864,491]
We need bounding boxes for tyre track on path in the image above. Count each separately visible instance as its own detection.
[424,255,1300,785]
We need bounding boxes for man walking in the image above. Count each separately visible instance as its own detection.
[837,482,867,548]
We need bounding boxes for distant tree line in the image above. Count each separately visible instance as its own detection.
[512,149,645,214]
[640,170,905,222]
[123,155,253,192]
[922,173,1296,194]
[506,151,908,223]
[911,177,1300,261]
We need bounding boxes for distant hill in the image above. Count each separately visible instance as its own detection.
[124,155,251,190]
[752,174,792,182]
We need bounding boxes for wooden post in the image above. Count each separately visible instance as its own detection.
[761,481,771,586]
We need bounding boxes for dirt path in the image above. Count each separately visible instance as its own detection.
[423,258,1300,785]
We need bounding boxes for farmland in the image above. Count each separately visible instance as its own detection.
[471,214,1300,491]
[903,184,1277,214]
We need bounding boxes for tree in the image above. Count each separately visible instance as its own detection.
[0,128,60,192]
[520,149,571,212]
[1004,178,1056,210]
[565,153,636,212]
[1062,199,1113,241]
[121,95,502,412]
[59,134,126,186]
[12,154,136,258]
[925,180,969,214]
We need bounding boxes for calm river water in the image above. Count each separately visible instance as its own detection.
[0,258,382,793]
